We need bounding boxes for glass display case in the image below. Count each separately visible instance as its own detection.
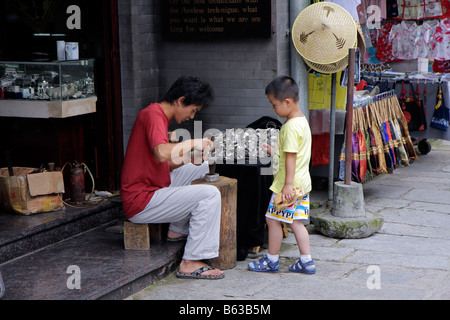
[0,59,95,101]
[0,59,96,118]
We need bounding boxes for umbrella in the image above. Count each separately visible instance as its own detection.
[366,101,388,174]
[352,131,361,182]
[387,99,410,167]
[338,135,346,181]
[391,95,418,161]
[355,106,369,181]
[379,98,398,169]
[372,99,394,173]
[361,106,374,179]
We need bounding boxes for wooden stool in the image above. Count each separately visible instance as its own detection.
[192,176,237,270]
[123,221,162,250]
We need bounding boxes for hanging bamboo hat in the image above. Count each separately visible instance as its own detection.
[292,2,358,72]
[302,36,357,74]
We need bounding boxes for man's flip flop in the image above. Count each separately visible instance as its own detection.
[166,236,188,242]
[176,266,225,280]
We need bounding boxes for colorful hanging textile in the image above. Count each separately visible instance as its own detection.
[340,91,418,182]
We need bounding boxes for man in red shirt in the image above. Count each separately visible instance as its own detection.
[121,76,224,279]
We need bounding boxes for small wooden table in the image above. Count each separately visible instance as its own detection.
[192,176,237,270]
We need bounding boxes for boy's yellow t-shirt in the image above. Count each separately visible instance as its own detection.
[270,116,312,195]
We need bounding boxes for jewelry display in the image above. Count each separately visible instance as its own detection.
[0,60,95,101]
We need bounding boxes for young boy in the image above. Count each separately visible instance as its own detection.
[248,76,315,274]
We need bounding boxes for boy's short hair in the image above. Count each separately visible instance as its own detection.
[265,76,299,102]
[163,75,214,109]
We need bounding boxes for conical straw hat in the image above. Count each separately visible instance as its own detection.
[292,2,357,64]
[303,38,357,74]
[355,20,366,58]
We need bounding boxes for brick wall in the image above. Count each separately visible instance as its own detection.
[119,0,290,148]
[118,0,161,149]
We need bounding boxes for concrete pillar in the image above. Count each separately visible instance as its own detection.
[311,181,384,238]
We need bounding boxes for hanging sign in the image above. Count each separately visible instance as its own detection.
[161,0,272,39]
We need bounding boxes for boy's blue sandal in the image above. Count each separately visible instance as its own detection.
[289,259,316,274]
[248,255,280,272]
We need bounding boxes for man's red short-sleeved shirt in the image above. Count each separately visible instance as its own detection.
[120,103,171,219]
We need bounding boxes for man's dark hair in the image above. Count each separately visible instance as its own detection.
[265,75,299,102]
[163,75,214,109]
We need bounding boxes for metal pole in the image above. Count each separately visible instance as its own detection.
[290,0,309,120]
[328,73,337,204]
[345,48,356,185]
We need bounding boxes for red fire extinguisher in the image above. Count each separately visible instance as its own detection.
[70,160,85,203]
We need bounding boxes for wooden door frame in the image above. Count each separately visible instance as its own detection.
[100,0,123,191]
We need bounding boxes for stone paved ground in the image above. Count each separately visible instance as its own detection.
[127,140,450,301]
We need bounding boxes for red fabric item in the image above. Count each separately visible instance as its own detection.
[394,0,450,20]
[376,21,403,63]
[357,131,367,182]
[442,0,450,18]
[312,133,330,167]
[120,103,171,219]
[356,79,368,91]
[432,59,450,73]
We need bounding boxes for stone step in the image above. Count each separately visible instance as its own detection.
[0,200,123,264]
[0,222,184,300]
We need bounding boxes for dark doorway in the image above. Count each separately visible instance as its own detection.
[0,0,123,191]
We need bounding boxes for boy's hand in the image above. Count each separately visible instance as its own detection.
[261,143,273,156]
[281,184,294,203]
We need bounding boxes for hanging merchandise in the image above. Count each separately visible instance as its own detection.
[376,21,403,63]
[338,134,347,180]
[385,99,410,167]
[381,18,450,61]
[430,84,450,131]
[309,71,348,167]
[396,0,450,20]
[369,99,395,172]
[386,0,400,19]
[355,107,369,181]
[433,19,450,61]
[391,95,418,161]
[309,71,347,112]
[366,102,388,175]
[340,92,418,182]
[432,59,450,72]
[399,81,427,131]
[380,98,407,167]
[390,21,421,60]
[365,100,389,175]
[417,20,440,59]
[360,24,381,64]
[292,2,358,74]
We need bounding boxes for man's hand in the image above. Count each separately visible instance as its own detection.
[191,138,214,165]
